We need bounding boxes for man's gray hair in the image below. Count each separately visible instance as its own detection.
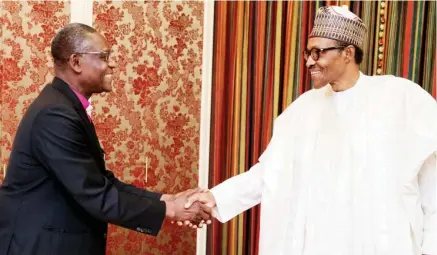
[51,23,97,66]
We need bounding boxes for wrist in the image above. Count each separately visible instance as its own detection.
[207,191,217,207]
[164,200,176,219]
[160,194,174,201]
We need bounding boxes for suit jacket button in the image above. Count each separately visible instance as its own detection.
[103,233,107,239]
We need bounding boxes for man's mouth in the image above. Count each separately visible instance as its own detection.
[310,70,321,76]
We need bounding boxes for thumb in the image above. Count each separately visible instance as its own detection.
[204,200,215,207]
[184,193,200,208]
[183,187,200,198]
[202,193,216,207]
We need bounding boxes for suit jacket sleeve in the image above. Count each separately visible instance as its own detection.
[31,105,166,236]
[104,170,162,200]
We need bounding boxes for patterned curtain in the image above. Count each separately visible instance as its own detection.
[207,1,436,254]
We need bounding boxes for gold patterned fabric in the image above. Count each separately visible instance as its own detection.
[310,5,367,49]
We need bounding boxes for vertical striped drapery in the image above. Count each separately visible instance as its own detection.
[384,1,436,92]
[208,1,436,255]
[208,2,314,254]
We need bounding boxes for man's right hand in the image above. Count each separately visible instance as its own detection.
[164,188,212,226]
[172,190,216,228]
[184,190,216,208]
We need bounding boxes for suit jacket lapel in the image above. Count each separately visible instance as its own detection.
[50,77,103,155]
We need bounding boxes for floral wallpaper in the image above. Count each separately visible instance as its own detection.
[1,1,203,254]
[0,1,70,183]
[92,1,203,254]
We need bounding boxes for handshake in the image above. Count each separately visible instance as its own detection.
[161,188,216,228]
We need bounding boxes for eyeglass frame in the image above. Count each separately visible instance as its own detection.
[303,46,346,61]
[72,50,113,62]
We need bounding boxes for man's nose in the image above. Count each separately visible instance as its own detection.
[306,56,316,68]
[108,56,117,69]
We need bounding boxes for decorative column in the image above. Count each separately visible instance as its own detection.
[375,0,387,75]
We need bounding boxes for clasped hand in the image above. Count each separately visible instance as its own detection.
[161,188,215,228]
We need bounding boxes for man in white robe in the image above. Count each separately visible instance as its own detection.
[186,5,437,255]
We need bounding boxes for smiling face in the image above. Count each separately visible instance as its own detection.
[77,33,117,94]
[305,37,349,89]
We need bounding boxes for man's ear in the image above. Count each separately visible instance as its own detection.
[68,54,83,73]
[344,45,355,63]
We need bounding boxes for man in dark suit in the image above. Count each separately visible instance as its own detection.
[0,23,211,255]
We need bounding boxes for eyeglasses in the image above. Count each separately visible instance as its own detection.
[303,46,346,61]
[73,50,112,62]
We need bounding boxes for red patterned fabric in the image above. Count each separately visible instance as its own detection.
[0,1,70,183]
[1,1,203,254]
[92,2,203,254]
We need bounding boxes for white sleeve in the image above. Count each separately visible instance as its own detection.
[210,162,264,223]
[403,78,437,254]
[208,105,296,223]
[419,152,436,255]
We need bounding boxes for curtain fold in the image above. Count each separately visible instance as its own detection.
[208,1,436,254]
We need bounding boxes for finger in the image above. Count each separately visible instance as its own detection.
[198,209,211,221]
[183,188,200,198]
[171,221,174,224]
[193,193,215,207]
[182,188,199,196]
[177,221,183,226]
[184,220,191,226]
[174,191,183,199]
[183,187,201,196]
[200,203,212,214]
[206,220,212,224]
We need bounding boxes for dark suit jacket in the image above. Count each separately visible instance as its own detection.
[0,77,166,255]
